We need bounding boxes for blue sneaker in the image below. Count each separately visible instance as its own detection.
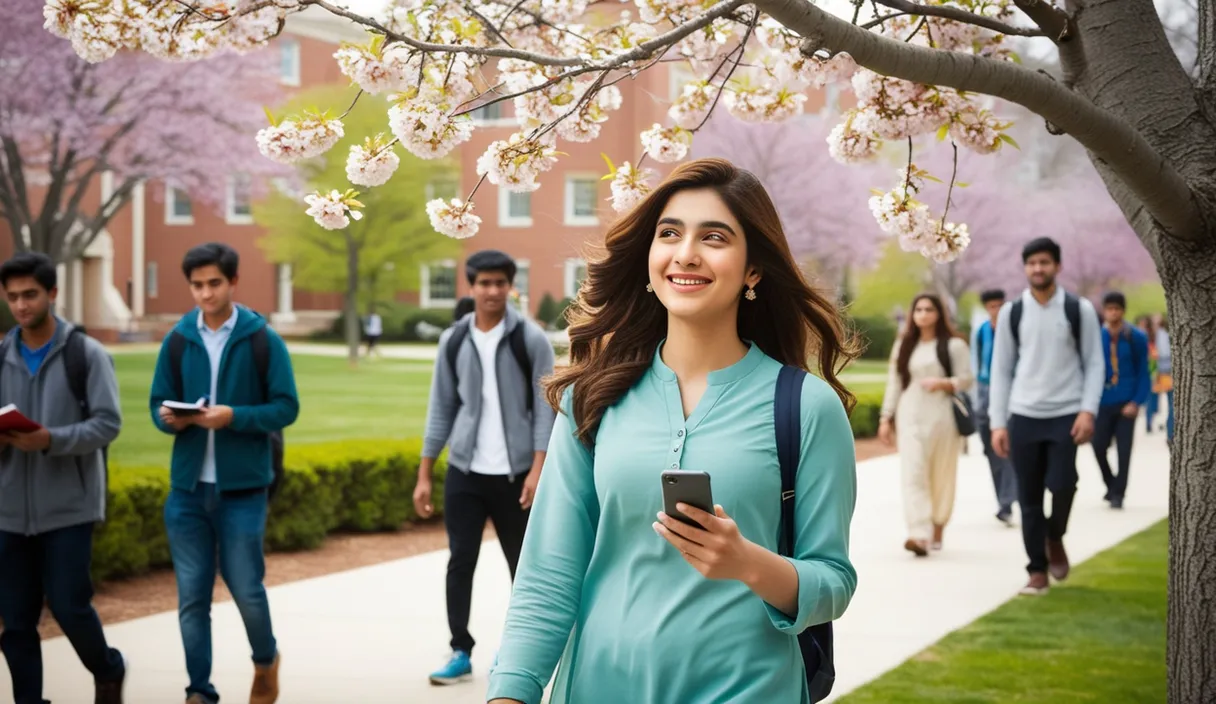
[429,650,473,685]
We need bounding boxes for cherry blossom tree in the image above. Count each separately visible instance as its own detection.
[691,110,889,291]
[42,0,1216,696]
[0,0,282,264]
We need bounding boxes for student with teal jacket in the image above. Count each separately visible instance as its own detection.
[148,243,299,704]
[486,158,859,704]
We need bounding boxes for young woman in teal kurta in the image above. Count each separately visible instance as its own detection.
[487,159,859,704]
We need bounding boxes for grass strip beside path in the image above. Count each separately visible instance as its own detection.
[840,519,1167,704]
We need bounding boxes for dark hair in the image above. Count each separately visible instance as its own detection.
[0,252,57,291]
[454,295,475,321]
[980,289,1005,304]
[897,293,963,390]
[182,242,239,280]
[1022,237,1061,264]
[1102,291,1127,310]
[547,157,859,446]
[465,250,516,285]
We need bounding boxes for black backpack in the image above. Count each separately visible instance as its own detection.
[0,325,111,467]
[1008,292,1101,368]
[166,326,284,498]
[445,318,533,413]
[774,365,836,702]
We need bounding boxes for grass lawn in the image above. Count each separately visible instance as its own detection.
[110,352,888,467]
[839,519,1167,704]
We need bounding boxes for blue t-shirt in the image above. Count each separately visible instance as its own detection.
[20,339,51,375]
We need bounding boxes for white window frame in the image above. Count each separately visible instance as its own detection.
[498,187,533,228]
[564,258,587,300]
[420,260,458,309]
[668,64,695,101]
[226,174,254,225]
[468,102,515,127]
[279,38,301,87]
[564,175,600,227]
[164,184,193,225]
[146,261,159,299]
[425,178,460,202]
[514,258,531,312]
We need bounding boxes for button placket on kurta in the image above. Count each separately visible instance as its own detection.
[659,372,727,471]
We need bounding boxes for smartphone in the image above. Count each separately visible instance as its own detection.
[661,470,714,528]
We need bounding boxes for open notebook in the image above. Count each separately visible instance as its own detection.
[0,404,42,433]
[162,397,208,415]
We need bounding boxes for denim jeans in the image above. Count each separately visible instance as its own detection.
[164,484,277,703]
[0,522,125,704]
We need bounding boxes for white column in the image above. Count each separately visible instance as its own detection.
[55,262,67,317]
[131,181,146,318]
[70,259,84,322]
[272,263,296,324]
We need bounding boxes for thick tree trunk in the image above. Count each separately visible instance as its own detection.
[1157,231,1216,704]
[343,231,360,366]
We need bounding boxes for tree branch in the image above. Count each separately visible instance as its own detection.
[756,0,1207,242]
[1195,0,1216,112]
[1010,0,1072,41]
[873,0,1044,37]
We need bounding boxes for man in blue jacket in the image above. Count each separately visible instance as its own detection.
[1092,291,1151,510]
[971,288,1017,525]
[148,243,299,704]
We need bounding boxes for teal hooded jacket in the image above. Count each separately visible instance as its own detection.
[148,306,299,492]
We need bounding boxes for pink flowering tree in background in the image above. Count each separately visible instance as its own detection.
[0,0,282,264]
[691,110,888,292]
[40,0,1216,694]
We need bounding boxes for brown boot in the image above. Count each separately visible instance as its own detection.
[250,652,280,704]
[1046,538,1070,581]
[904,538,929,557]
[931,524,944,551]
[1019,572,1049,595]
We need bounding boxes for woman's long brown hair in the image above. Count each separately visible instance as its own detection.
[896,293,962,390]
[545,157,861,447]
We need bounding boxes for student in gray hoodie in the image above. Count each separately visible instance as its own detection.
[413,250,557,686]
[0,252,126,704]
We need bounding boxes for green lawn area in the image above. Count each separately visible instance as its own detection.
[840,519,1167,704]
[112,354,435,467]
[111,352,888,467]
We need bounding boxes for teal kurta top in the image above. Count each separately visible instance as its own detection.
[486,342,859,704]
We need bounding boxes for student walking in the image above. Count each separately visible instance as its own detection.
[1091,292,1151,509]
[0,253,127,704]
[989,237,1105,596]
[364,308,383,358]
[971,289,1018,525]
[413,250,557,686]
[486,158,858,704]
[1151,314,1174,444]
[148,243,300,704]
[879,294,973,556]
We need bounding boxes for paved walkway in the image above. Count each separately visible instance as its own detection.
[3,430,1170,703]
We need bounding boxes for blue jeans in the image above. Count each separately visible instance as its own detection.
[0,523,125,704]
[164,484,277,703]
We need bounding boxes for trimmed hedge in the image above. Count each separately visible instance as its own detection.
[850,392,884,439]
[91,441,450,582]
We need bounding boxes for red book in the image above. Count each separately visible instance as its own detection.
[0,404,41,433]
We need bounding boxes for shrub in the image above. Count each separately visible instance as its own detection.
[313,303,454,343]
[851,315,899,361]
[554,297,575,330]
[535,293,561,328]
[849,392,884,439]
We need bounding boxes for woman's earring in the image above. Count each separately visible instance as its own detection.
[745,286,757,301]
[646,283,654,293]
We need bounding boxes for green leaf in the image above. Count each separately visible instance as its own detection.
[263,106,278,127]
[600,152,617,176]
[999,133,1021,149]
[955,181,970,188]
[1009,51,1022,64]
[923,174,944,184]
[552,93,575,106]
[936,124,949,141]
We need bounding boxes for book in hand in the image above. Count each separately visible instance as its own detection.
[0,404,42,433]
[162,397,209,416]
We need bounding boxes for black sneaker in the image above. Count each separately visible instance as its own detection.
[1110,496,1124,510]
[94,652,126,704]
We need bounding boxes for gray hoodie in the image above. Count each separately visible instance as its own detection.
[0,318,121,536]
[422,307,556,477]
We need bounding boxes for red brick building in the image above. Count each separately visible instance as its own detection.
[8,8,833,339]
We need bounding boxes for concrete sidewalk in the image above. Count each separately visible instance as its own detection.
[3,430,1170,703]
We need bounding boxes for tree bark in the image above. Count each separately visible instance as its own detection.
[343,230,360,366]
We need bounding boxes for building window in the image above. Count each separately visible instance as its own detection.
[421,261,458,308]
[469,102,503,122]
[226,173,253,225]
[564,258,587,299]
[514,259,530,306]
[280,38,300,86]
[146,261,159,299]
[425,178,460,202]
[565,176,599,226]
[669,64,695,102]
[498,187,532,227]
[165,184,193,225]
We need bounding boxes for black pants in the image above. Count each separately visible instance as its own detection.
[444,468,530,654]
[1007,414,1079,574]
[0,523,125,704]
[1093,404,1135,500]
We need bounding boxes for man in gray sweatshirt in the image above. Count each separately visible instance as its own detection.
[989,237,1105,596]
[412,250,556,686]
[0,253,127,703]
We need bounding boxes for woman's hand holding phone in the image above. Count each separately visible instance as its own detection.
[654,503,760,582]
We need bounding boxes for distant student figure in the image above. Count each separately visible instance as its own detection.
[988,237,1105,597]
[1092,292,1150,509]
[971,289,1018,525]
[364,309,383,358]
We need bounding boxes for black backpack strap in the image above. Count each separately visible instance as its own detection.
[508,324,534,414]
[1009,299,1023,350]
[62,327,93,415]
[445,318,471,384]
[774,365,806,558]
[1064,292,1082,357]
[250,326,271,401]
